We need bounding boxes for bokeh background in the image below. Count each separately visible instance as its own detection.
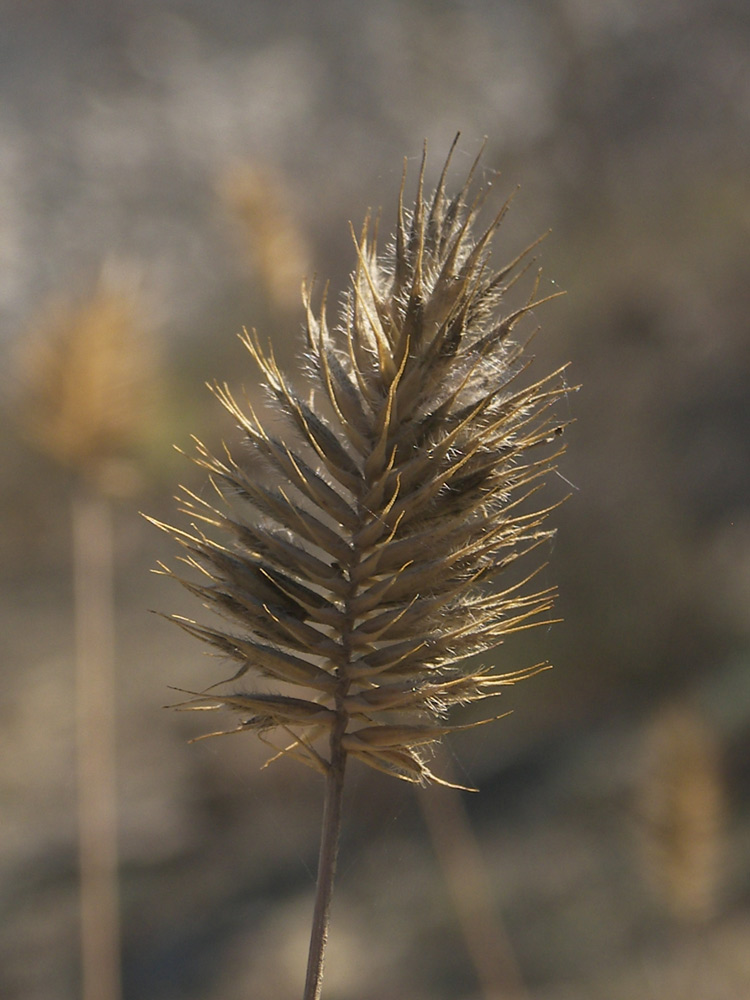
[2,1,749,998]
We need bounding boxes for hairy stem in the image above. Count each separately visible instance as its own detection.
[303,726,347,1000]
[303,546,358,1000]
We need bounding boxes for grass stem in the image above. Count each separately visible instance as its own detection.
[73,489,122,1000]
[303,733,347,1000]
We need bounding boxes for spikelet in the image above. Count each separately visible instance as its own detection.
[153,138,570,787]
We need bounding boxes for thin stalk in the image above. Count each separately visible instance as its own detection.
[73,489,122,1000]
[419,747,528,1000]
[302,728,347,1000]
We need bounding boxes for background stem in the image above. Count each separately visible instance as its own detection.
[419,747,528,1000]
[73,489,122,1000]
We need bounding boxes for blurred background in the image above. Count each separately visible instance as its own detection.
[1,0,749,998]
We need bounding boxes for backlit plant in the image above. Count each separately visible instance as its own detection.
[151,136,571,999]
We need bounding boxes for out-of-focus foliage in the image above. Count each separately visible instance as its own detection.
[15,276,155,494]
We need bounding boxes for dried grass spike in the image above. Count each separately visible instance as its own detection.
[154,137,574,1000]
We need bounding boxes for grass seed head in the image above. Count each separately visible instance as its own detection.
[157,137,572,785]
[16,273,155,495]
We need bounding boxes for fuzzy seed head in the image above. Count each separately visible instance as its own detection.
[16,275,155,493]
[154,138,571,786]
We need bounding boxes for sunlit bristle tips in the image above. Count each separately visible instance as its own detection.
[152,136,573,787]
